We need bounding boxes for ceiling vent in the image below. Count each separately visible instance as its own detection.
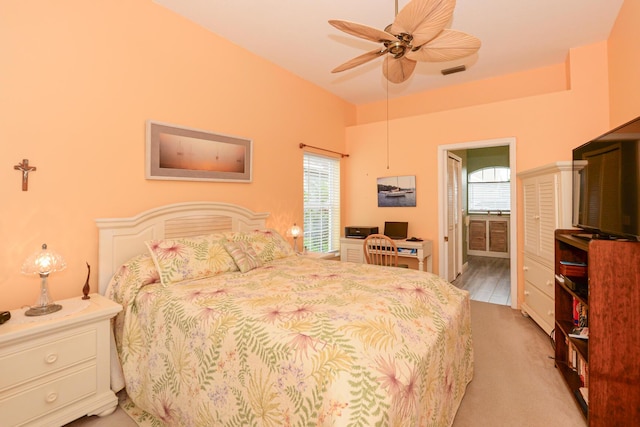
[441,65,466,75]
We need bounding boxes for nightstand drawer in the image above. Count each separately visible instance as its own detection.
[0,329,96,390]
[0,364,96,426]
[523,255,554,298]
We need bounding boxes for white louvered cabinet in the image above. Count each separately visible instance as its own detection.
[518,162,574,334]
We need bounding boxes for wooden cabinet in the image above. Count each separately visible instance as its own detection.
[489,220,508,252]
[0,294,122,426]
[468,220,486,251]
[518,162,573,334]
[467,216,509,257]
[554,230,640,425]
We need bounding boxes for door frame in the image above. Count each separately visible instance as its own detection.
[437,137,517,309]
[445,152,463,282]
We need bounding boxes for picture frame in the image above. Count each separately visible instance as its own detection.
[377,175,416,207]
[146,120,252,182]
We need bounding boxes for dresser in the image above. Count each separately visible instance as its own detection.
[0,294,122,426]
[518,162,574,334]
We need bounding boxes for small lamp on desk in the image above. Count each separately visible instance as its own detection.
[287,223,302,254]
[21,243,66,316]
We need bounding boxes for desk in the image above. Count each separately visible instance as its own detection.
[340,237,433,272]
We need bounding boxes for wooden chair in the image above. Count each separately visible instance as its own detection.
[363,234,398,267]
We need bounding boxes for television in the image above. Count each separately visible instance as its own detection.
[572,116,640,241]
[384,221,408,240]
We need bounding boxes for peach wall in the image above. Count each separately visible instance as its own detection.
[357,62,569,124]
[608,0,640,126]
[0,1,355,310]
[345,42,611,306]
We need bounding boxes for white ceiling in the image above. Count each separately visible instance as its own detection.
[153,0,624,105]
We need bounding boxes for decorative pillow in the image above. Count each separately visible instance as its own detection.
[145,233,238,285]
[225,229,295,263]
[224,241,263,273]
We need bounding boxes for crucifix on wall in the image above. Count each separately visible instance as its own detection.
[14,159,37,191]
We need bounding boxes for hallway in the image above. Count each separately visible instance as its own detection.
[452,255,511,306]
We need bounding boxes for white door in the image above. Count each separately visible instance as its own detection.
[446,152,463,282]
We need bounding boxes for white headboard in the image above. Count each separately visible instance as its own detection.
[95,202,269,294]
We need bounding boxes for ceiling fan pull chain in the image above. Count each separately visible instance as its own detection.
[386,62,390,170]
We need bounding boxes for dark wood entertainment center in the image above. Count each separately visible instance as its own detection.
[554,229,640,425]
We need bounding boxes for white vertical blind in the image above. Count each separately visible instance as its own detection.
[303,152,340,253]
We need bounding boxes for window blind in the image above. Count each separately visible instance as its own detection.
[468,167,511,212]
[303,152,340,253]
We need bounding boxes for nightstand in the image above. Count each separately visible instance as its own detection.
[0,294,122,427]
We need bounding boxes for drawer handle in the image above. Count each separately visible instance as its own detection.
[546,280,553,287]
[523,266,529,271]
[547,310,554,316]
[45,392,58,403]
[45,353,58,364]
[524,290,530,296]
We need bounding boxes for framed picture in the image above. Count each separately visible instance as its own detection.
[146,120,252,182]
[377,175,416,207]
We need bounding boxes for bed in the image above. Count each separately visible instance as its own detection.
[96,202,473,426]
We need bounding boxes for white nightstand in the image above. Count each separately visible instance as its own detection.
[0,294,122,427]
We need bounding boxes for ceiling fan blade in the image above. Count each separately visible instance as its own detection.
[332,48,386,73]
[329,20,396,43]
[406,29,481,62]
[390,0,455,46]
[382,56,417,83]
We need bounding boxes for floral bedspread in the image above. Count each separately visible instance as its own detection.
[107,255,473,427]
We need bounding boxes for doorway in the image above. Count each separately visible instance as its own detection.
[437,137,517,309]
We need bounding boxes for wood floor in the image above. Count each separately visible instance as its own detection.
[452,255,511,306]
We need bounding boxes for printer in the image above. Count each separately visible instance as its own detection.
[345,226,379,239]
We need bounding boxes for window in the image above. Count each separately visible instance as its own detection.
[468,167,511,212]
[303,153,340,253]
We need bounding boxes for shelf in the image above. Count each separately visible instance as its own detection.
[556,319,588,360]
[555,230,640,425]
[556,362,588,417]
[557,278,588,306]
[555,232,590,251]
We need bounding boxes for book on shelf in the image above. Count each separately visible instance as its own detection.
[560,260,587,277]
[572,297,588,327]
[579,387,589,405]
[569,326,589,340]
[559,260,587,267]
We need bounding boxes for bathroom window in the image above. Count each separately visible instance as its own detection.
[468,167,510,213]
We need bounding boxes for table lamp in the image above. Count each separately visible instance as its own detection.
[288,223,302,253]
[21,243,66,316]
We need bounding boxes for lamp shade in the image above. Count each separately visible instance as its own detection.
[21,243,67,276]
[289,224,302,238]
[21,243,66,316]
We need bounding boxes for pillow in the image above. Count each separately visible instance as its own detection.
[104,253,160,308]
[224,241,263,273]
[225,229,295,263]
[145,233,238,285]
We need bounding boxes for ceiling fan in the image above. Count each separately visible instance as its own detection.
[329,0,481,83]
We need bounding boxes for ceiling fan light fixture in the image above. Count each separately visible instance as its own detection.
[329,0,480,84]
[441,64,466,75]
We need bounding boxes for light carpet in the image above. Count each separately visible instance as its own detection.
[66,301,586,427]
